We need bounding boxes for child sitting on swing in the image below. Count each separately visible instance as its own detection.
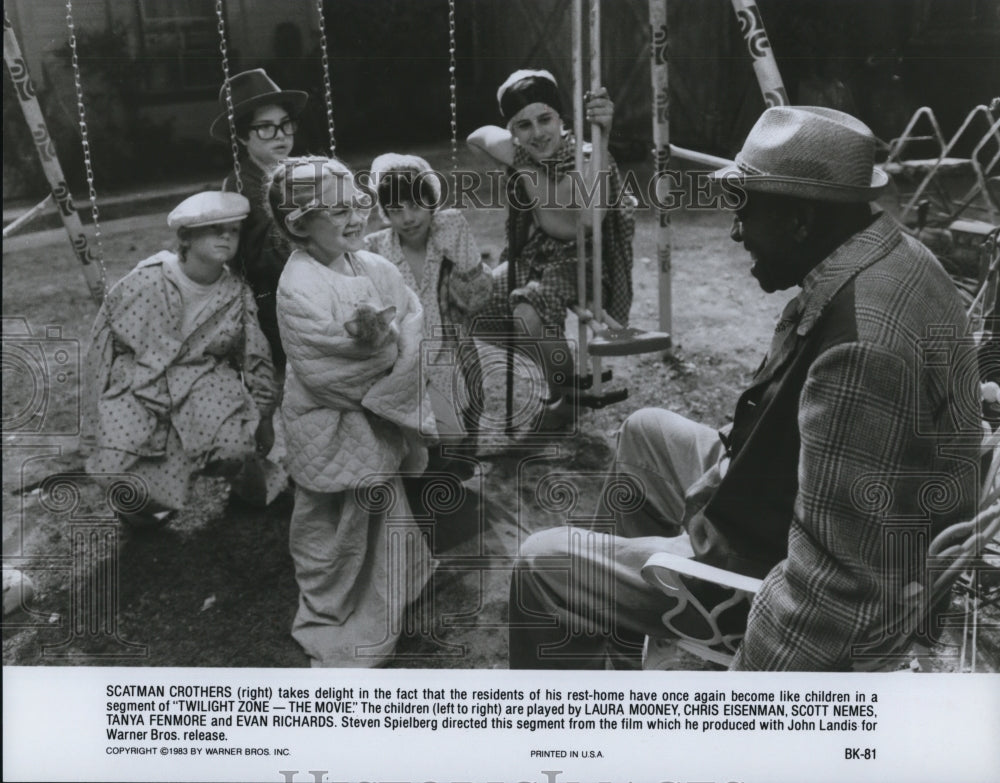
[365,153,492,472]
[270,157,437,667]
[213,68,309,372]
[467,69,637,430]
[82,192,280,528]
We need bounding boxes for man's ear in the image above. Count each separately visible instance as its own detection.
[793,203,818,243]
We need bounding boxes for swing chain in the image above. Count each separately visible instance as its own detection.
[316,0,336,156]
[448,0,458,173]
[65,0,108,296]
[215,0,242,193]
[213,0,248,338]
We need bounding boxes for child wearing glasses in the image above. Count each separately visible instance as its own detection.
[212,69,308,371]
[365,154,492,475]
[269,157,437,667]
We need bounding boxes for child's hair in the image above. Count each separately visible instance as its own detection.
[234,114,252,143]
[376,169,440,211]
[266,156,355,242]
[175,226,193,260]
[370,153,443,216]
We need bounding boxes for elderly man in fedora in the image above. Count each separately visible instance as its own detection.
[213,69,309,372]
[508,106,980,671]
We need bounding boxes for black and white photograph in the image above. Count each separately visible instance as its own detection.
[3,0,999,781]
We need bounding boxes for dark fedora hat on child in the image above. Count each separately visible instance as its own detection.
[713,106,888,203]
[210,69,308,141]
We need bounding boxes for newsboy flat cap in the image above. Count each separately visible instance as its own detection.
[167,191,251,229]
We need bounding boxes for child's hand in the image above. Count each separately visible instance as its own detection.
[584,87,614,135]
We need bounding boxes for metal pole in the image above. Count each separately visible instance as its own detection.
[588,0,604,397]
[573,0,587,394]
[730,0,788,108]
[649,0,671,340]
[3,15,104,304]
[505,177,517,434]
[2,194,53,239]
[670,143,732,169]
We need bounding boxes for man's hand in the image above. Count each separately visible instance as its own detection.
[682,456,729,524]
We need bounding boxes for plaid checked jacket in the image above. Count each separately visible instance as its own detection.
[695,212,980,670]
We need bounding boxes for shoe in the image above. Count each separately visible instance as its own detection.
[542,369,613,404]
[425,446,478,482]
[117,509,176,531]
[529,395,577,433]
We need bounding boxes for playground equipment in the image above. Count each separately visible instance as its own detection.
[2,9,107,305]
[883,104,1000,227]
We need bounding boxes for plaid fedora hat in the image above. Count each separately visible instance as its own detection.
[210,69,308,141]
[713,106,888,203]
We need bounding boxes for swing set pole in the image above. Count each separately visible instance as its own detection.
[648,0,671,340]
[730,0,788,108]
[572,0,587,391]
[3,15,104,305]
[645,0,784,341]
[588,0,604,397]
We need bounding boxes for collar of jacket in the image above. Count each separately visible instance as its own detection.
[795,210,902,337]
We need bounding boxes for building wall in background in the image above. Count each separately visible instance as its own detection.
[4,0,998,200]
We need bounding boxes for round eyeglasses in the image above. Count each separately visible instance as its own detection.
[308,200,373,224]
[248,119,298,140]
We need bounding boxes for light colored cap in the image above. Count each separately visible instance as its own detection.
[167,191,251,229]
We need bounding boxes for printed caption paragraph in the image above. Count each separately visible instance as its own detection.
[104,683,881,758]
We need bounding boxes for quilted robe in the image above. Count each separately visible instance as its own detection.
[277,248,438,490]
[82,251,277,511]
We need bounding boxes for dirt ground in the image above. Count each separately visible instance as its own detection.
[2,144,997,671]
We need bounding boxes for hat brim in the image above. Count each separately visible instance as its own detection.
[172,215,248,230]
[210,90,309,141]
[710,163,889,203]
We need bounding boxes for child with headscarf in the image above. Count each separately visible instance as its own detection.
[467,69,636,430]
[365,153,491,472]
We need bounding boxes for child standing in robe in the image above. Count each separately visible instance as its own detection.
[270,157,437,666]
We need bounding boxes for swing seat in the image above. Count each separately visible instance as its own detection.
[588,325,672,357]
